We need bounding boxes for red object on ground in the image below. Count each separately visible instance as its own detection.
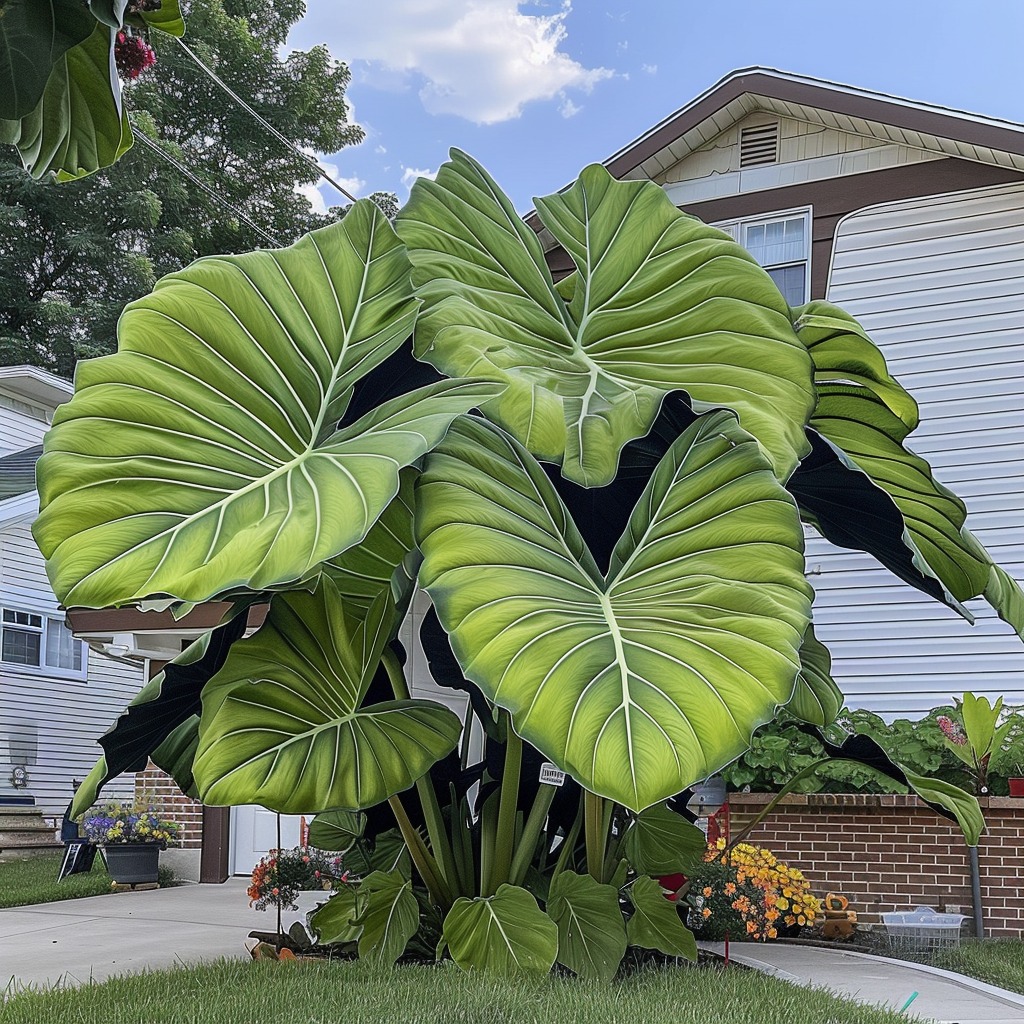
[1010,778,1024,797]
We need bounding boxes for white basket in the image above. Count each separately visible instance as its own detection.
[882,906,965,956]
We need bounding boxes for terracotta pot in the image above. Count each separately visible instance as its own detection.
[103,843,161,884]
[1008,777,1024,798]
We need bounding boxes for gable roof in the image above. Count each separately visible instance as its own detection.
[0,365,73,410]
[603,67,1024,183]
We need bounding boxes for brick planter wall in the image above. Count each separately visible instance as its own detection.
[727,792,1024,937]
[134,763,204,850]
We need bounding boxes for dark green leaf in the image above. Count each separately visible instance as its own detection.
[355,870,420,965]
[308,810,365,853]
[625,875,696,959]
[623,804,706,876]
[546,870,626,982]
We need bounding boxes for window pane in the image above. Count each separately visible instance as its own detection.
[45,618,82,672]
[2,627,41,666]
[2,609,42,628]
[746,217,805,268]
[767,265,807,307]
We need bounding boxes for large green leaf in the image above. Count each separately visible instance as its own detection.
[546,870,627,982]
[322,468,417,617]
[0,0,97,119]
[0,22,130,181]
[135,0,185,36]
[791,300,1024,631]
[625,875,697,959]
[194,581,462,813]
[443,884,558,976]
[416,412,811,811]
[68,612,247,819]
[397,150,814,485]
[355,870,420,965]
[308,809,366,853]
[34,202,501,608]
[623,803,707,876]
[785,624,843,728]
[309,886,363,946]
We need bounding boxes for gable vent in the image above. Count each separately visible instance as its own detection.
[739,123,779,167]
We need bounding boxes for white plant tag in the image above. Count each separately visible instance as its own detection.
[539,762,566,787]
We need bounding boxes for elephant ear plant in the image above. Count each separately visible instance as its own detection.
[39,150,1024,976]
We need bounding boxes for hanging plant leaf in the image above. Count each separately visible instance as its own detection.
[784,625,843,728]
[355,870,420,965]
[88,1,129,28]
[625,875,697,959]
[0,0,97,120]
[443,884,558,976]
[623,803,707,876]
[34,202,502,608]
[546,870,626,982]
[417,412,811,811]
[397,149,814,485]
[194,581,462,813]
[135,0,185,36]
[68,610,248,818]
[1,22,131,181]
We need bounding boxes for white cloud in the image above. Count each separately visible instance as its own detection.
[297,159,365,214]
[642,63,657,75]
[375,145,388,154]
[559,96,581,118]
[401,166,438,192]
[302,1,612,124]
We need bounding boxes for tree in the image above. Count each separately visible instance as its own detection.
[36,151,1022,974]
[0,0,363,377]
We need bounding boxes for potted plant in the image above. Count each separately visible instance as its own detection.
[937,693,1024,797]
[82,800,179,884]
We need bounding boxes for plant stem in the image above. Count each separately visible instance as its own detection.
[387,794,452,910]
[509,783,557,887]
[551,793,584,884]
[484,719,522,895]
[381,647,461,894]
[584,790,609,883]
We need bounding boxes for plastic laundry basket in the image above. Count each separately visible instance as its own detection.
[882,906,966,956]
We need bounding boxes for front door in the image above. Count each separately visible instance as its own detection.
[229,805,304,876]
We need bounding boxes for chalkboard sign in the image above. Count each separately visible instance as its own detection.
[57,842,97,881]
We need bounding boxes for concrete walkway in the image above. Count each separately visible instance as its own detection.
[4,884,1024,1021]
[0,878,308,990]
[701,941,1024,1024]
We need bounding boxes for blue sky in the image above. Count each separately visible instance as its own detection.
[287,0,1024,214]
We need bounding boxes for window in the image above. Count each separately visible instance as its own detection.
[715,209,811,308]
[1,608,83,675]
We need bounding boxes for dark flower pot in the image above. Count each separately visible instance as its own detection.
[103,843,161,884]
[1009,778,1024,798]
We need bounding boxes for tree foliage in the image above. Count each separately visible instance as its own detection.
[0,0,363,377]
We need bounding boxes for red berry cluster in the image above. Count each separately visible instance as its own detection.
[114,31,157,80]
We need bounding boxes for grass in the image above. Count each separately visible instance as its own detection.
[932,939,1024,994]
[0,957,924,1024]
[0,853,111,909]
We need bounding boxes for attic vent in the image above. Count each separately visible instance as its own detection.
[740,123,779,167]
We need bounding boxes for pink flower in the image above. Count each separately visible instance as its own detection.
[937,715,968,745]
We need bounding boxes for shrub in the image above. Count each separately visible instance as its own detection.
[248,846,348,912]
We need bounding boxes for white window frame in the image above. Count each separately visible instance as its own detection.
[714,207,812,306]
[1,606,86,679]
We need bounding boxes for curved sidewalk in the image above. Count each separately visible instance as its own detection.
[701,941,1024,1024]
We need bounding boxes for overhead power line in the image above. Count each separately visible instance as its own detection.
[174,36,360,205]
[131,129,283,248]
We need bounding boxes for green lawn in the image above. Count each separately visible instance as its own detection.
[0,853,111,909]
[0,958,924,1024]
[933,939,1024,994]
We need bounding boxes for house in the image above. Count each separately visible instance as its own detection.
[531,67,1024,720]
[0,365,144,825]
[60,68,1024,876]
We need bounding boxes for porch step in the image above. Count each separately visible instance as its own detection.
[0,806,62,860]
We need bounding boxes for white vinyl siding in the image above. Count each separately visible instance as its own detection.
[0,521,144,815]
[814,181,1024,717]
[0,392,50,455]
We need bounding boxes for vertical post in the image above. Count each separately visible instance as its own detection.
[969,845,985,939]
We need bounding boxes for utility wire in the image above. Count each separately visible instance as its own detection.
[131,128,284,247]
[174,36,360,205]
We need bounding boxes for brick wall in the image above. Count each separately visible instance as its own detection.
[134,762,204,850]
[727,792,1024,938]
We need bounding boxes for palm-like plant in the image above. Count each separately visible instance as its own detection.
[38,151,1022,976]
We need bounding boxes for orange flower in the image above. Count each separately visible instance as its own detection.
[702,907,712,919]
